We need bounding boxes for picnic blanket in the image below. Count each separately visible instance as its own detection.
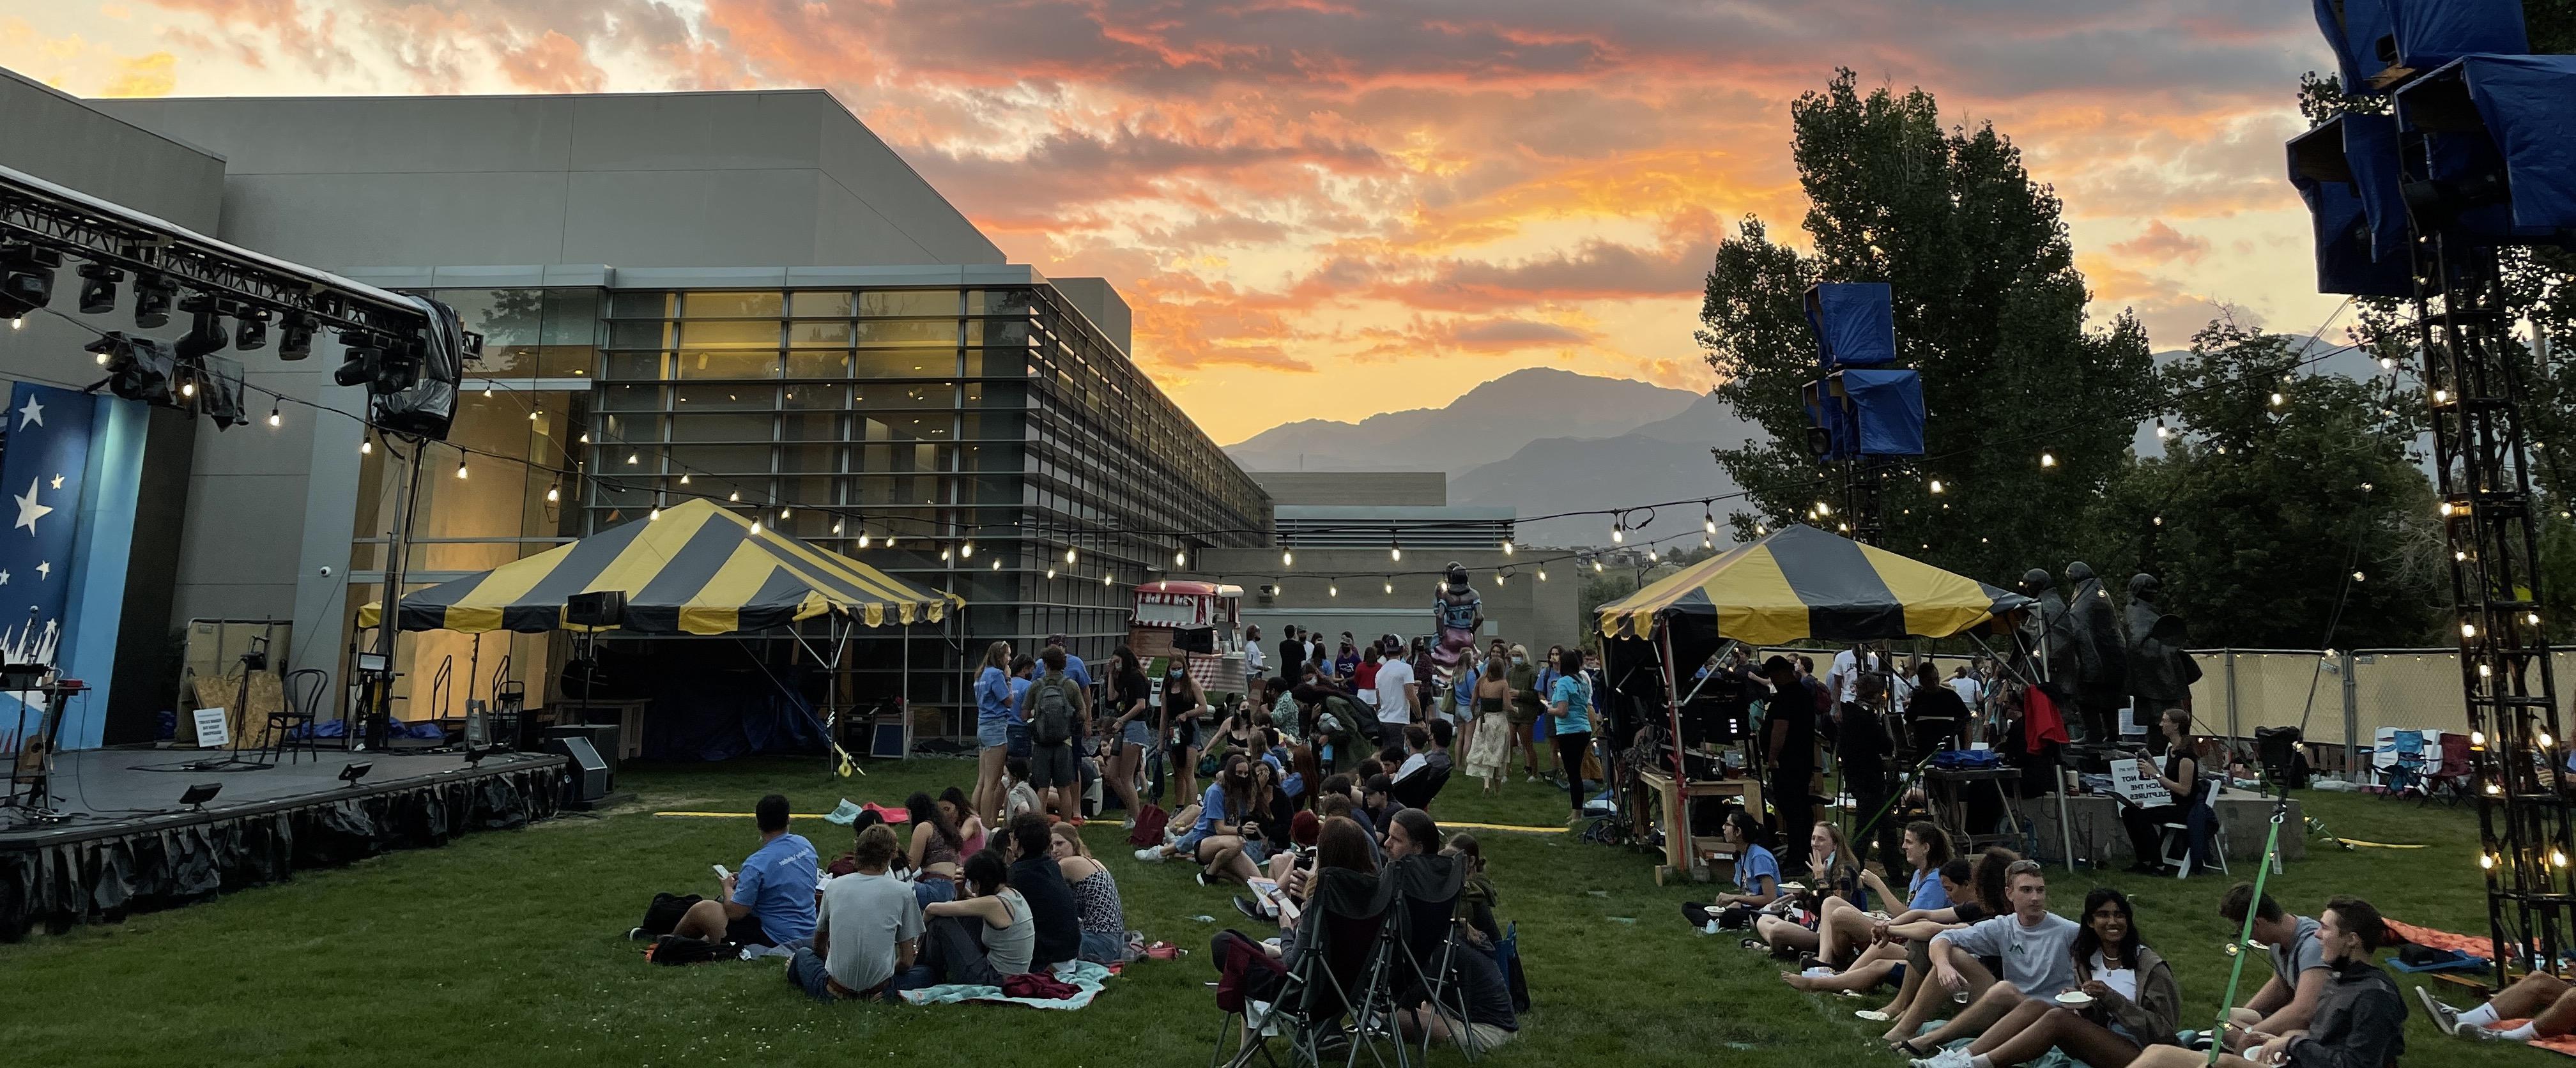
[897,959,1114,1009]
[2380,919,2576,1059]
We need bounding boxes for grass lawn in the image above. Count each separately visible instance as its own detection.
[0,756,2563,1067]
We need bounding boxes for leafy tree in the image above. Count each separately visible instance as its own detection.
[2085,317,2444,648]
[1699,71,2158,585]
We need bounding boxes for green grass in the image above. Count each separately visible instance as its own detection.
[0,758,2564,1067]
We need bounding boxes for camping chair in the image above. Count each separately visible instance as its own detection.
[1218,867,1400,1068]
[1380,853,1482,1063]
[261,669,332,765]
[1388,765,1450,812]
[2425,733,2474,807]
[2379,729,2428,797]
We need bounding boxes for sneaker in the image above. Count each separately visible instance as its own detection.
[626,927,648,942]
[1233,896,1268,921]
[1912,1049,1974,1068]
[1134,847,1167,863]
[2413,987,2461,1036]
[1195,870,1217,887]
[2465,1026,2513,1041]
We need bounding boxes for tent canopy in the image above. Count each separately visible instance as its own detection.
[1595,524,2030,646]
[358,498,962,635]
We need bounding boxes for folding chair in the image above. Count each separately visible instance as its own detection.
[1381,853,1482,1063]
[1388,765,1450,812]
[2379,729,2427,797]
[2425,733,2474,806]
[1220,867,1399,1068]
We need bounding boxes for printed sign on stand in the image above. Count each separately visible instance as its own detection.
[193,707,231,749]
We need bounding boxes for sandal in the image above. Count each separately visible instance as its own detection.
[1740,937,1764,951]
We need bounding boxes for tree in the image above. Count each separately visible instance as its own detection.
[2085,317,2444,648]
[1699,71,2158,584]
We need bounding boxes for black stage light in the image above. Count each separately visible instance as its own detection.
[277,312,316,360]
[76,263,123,314]
[175,300,227,362]
[232,307,268,350]
[0,244,60,321]
[333,333,382,388]
[336,761,374,784]
[180,782,221,811]
[132,271,176,328]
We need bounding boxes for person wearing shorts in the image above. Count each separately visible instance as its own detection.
[972,641,1016,832]
[1021,646,1090,823]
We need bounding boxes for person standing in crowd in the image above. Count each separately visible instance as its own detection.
[1761,656,1818,840]
[1278,625,1307,686]
[2215,884,2331,1053]
[972,641,1015,835]
[2132,897,2403,1068]
[1449,646,1483,752]
[1907,661,1969,754]
[1354,643,1384,717]
[1526,645,1564,784]
[1046,632,1093,692]
[1019,645,1090,825]
[670,793,817,947]
[1374,639,1418,747]
[1549,648,1595,817]
[1466,648,1514,793]
[1100,646,1154,828]
[1840,673,1898,874]
[1163,650,1211,805]
[1242,623,1266,696]
[787,823,920,1002]
[1504,644,1543,782]
[1337,633,1360,684]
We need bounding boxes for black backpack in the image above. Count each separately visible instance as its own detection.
[1031,676,1077,747]
[638,892,701,937]
[648,934,725,966]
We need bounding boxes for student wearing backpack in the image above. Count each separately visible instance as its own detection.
[1019,645,1091,823]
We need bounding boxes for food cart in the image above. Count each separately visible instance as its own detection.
[1130,580,1248,699]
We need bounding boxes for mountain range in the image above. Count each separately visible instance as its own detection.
[1223,367,1758,548]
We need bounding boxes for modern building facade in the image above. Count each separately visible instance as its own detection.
[1,79,1267,745]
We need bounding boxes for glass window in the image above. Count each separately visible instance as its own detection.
[679,321,780,350]
[855,351,955,379]
[967,290,1033,316]
[673,384,772,409]
[603,351,666,379]
[859,291,960,317]
[781,412,840,441]
[608,291,674,319]
[608,321,671,349]
[670,413,773,442]
[782,443,839,475]
[684,291,784,318]
[670,444,774,474]
[963,349,1026,379]
[783,385,845,409]
[855,320,959,348]
[790,291,855,317]
[675,349,781,379]
[597,383,661,411]
[854,384,955,411]
[965,319,1031,347]
[788,322,852,349]
[785,350,849,378]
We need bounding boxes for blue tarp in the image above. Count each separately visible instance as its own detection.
[2339,114,2412,261]
[2288,125,2414,296]
[1803,282,1895,368]
[2455,54,2576,238]
[2388,0,2527,73]
[2312,0,2394,93]
[1842,369,1925,457]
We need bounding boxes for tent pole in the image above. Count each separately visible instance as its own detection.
[1970,630,2074,873]
[1657,619,1688,871]
[364,436,426,752]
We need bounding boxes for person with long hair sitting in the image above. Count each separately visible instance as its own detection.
[1752,821,1864,955]
[903,791,967,908]
[1137,753,1266,885]
[1781,857,1975,996]
[1912,886,2181,1068]
[938,786,988,858]
[899,850,1035,989]
[2131,897,2404,1068]
[1683,811,1782,927]
[1048,822,1130,965]
[1804,821,1953,973]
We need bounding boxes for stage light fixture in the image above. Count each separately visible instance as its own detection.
[337,761,374,784]
[75,263,121,314]
[233,307,269,351]
[277,313,316,360]
[332,333,383,389]
[180,782,222,810]
[131,271,175,328]
[0,243,59,321]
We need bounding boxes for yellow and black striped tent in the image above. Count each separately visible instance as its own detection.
[358,498,962,635]
[1595,524,2030,645]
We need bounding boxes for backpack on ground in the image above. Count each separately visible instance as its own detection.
[1032,676,1077,747]
[647,934,725,966]
[638,892,702,938]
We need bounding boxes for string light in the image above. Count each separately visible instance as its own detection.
[1390,533,1403,561]
[729,490,741,502]
[1611,521,1625,544]
[648,507,661,521]
[2481,853,2497,869]
[1503,539,1515,556]
[1328,579,1338,598]
[1282,549,1294,567]
[1046,567,1057,579]
[2464,623,2478,638]
[180,381,195,398]
[2434,388,2451,404]
[1537,567,1548,581]
[832,519,843,535]
[2153,515,2163,526]
[779,507,792,521]
[1928,478,1944,494]
[1703,503,1717,533]
[578,432,590,445]
[2473,731,2487,745]
[858,531,873,549]
[528,410,539,422]
[1384,577,1393,594]
[2153,418,2169,439]
[2554,848,2567,869]
[359,438,372,456]
[960,540,974,559]
[545,483,560,503]
[1815,501,1832,517]
[2542,731,2556,749]
[751,520,763,536]
[1493,572,1505,588]
[1173,547,1187,567]
[2269,391,2284,407]
[266,404,280,428]
[679,473,691,485]
[2380,356,2395,372]
[625,452,640,465]
[1103,572,1112,586]
[2352,570,2365,582]
[1592,559,1604,573]
[940,547,951,561]
[454,459,468,480]
[991,558,1000,571]
[1066,545,1078,563]
[2527,612,2543,627]
[2039,452,2057,468]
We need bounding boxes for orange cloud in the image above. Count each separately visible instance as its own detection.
[2110,220,2212,265]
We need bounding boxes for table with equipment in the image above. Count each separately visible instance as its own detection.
[1637,770,1765,885]
[1923,765,2028,856]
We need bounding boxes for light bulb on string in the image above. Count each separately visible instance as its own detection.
[2153,418,2168,439]
[832,519,844,535]
[751,521,763,536]
[2380,356,2395,372]
[729,491,741,502]
[1592,558,1604,573]
[648,507,660,521]
[1703,503,1717,533]
[625,452,640,466]
[579,432,590,445]
[455,459,469,480]
[960,540,974,559]
[546,483,560,503]
[181,381,195,399]
[2039,452,2057,468]
[780,507,792,521]
[1046,567,1057,579]
[1390,535,1402,561]
[991,558,1000,571]
[2153,515,2163,526]
[1282,548,1294,567]
[1174,547,1187,567]
[679,473,691,485]
[1384,577,1393,595]
[2464,623,2479,638]
[2473,730,2488,746]
[1328,580,1338,598]
[858,531,873,549]
[1065,545,1078,564]
[1103,572,1112,586]
[2482,853,2498,869]
[1493,572,1505,588]
[1538,567,1548,581]
[2269,392,2285,407]
[1928,478,1944,494]
[2352,570,2365,582]
[1611,521,1625,544]
[359,438,372,456]
[1503,539,1515,556]
[528,410,539,422]
[267,404,281,428]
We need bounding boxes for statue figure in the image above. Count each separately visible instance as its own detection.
[2014,568,2073,690]
[2124,573,2203,727]
[2063,561,2129,743]
[1430,561,1484,691]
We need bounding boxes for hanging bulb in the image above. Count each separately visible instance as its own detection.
[649,507,661,521]
[2555,848,2568,869]
[1611,522,1625,544]
[1103,572,1112,586]
[528,410,539,422]
[1173,547,1186,567]
[1390,539,1402,561]
[1066,545,1078,563]
[729,490,741,502]
[578,432,591,445]
[858,531,873,549]
[266,404,281,428]
[1537,568,1547,582]
[1494,572,1505,588]
[482,383,494,398]
[1755,523,1767,535]
[679,473,691,485]
[180,380,197,399]
[886,534,897,547]
[2153,418,2168,439]
[1328,580,1338,598]
[960,540,974,559]
[625,452,640,466]
[940,547,951,561]
[2352,570,2365,582]
[1046,567,1057,579]
[2039,452,2057,468]
[546,483,560,503]
[2527,611,2542,627]
[1816,501,1831,517]
[2481,853,2497,869]
[2464,623,2478,638]
[2269,392,2284,407]
[1503,539,1515,556]
[2434,388,2450,404]
[2480,662,2494,678]
[1384,577,1393,595]
[360,438,372,456]
[832,519,843,535]
[991,558,1000,571]
[1703,504,1717,533]
[1928,478,1943,494]
[2153,515,2163,526]
[1592,559,1604,573]
[751,520,763,536]
[1703,535,1714,549]
[780,507,792,521]
[454,460,468,480]
[1282,548,1294,567]
[2542,731,2557,749]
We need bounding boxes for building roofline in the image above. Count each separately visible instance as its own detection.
[4,68,227,163]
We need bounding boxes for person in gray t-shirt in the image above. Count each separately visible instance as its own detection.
[2216,883,2331,1053]
[788,825,922,1001]
[1894,858,2081,1057]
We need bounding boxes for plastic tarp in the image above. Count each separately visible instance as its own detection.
[1843,369,1924,457]
[2288,125,2414,296]
[2456,54,2576,238]
[2340,114,2412,261]
[2313,0,2395,93]
[2388,0,2527,73]
[1803,377,1857,461]
[1803,282,1895,368]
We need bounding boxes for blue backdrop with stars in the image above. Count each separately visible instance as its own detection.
[0,383,93,678]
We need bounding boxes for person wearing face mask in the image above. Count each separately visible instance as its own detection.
[1162,657,1211,805]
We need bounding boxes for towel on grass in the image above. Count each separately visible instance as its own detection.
[898,960,1112,1009]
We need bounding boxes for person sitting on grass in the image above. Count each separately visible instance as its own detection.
[788,823,921,1002]
[669,793,817,949]
[2129,897,2404,1068]
[1804,821,1952,973]
[2418,959,2576,1042]
[1781,856,1976,996]
[1448,832,1502,943]
[1135,754,1263,885]
[1046,821,1130,965]
[1869,850,2018,1046]
[1912,887,2181,1068]
[1888,858,2078,1058]
[902,791,966,908]
[1002,813,1081,971]
[826,807,888,876]
[1683,811,1782,926]
[905,850,1034,988]
[1751,821,1864,956]
[2212,883,2331,1054]
[1002,758,1043,822]
[939,786,988,858]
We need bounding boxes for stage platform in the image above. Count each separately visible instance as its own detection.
[0,745,565,940]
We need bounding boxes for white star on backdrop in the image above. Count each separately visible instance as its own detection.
[0,570,10,585]
[35,561,50,580]
[12,478,50,535]
[49,473,63,490]
[15,394,42,430]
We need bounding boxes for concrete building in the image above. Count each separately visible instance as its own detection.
[0,80,1267,745]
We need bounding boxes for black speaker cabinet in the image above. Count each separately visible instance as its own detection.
[546,723,620,775]
[565,590,626,628]
[542,733,615,807]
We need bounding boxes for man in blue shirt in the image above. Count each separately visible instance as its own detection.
[671,793,818,947]
[1046,632,1094,691]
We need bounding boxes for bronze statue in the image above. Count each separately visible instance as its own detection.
[2124,573,2202,727]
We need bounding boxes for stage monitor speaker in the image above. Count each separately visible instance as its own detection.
[565,590,626,629]
[545,723,620,775]
[542,735,611,804]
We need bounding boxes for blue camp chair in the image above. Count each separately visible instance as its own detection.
[2380,729,2428,797]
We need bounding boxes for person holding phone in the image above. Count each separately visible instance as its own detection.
[670,793,817,948]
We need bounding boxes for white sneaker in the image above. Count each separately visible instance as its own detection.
[1910,1049,1972,1068]
[1133,847,1167,862]
[2413,987,2461,1036]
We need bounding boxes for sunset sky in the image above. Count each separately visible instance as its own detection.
[1,1,2345,444]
